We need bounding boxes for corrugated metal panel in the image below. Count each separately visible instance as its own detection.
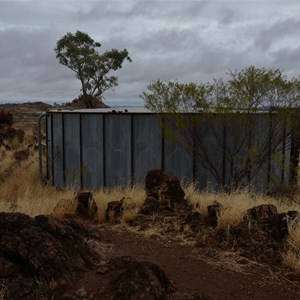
[52,113,64,188]
[195,117,224,190]
[105,114,131,186]
[45,111,295,191]
[81,114,104,189]
[251,114,269,192]
[163,116,193,182]
[46,114,53,183]
[133,114,162,184]
[64,114,81,188]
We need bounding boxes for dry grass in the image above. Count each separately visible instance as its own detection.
[2,131,300,276]
[93,186,145,223]
[0,284,6,300]
[283,218,300,272]
[0,155,76,217]
[184,183,300,230]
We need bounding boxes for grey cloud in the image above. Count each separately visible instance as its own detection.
[1,0,300,105]
[254,18,300,51]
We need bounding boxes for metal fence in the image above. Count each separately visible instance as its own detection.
[40,109,297,191]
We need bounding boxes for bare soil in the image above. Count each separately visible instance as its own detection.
[76,222,299,300]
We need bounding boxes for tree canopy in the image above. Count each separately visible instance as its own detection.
[55,30,132,107]
[141,66,300,191]
[142,66,300,113]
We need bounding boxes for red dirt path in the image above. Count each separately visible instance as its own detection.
[97,225,300,300]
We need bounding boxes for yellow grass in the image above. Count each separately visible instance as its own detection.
[283,218,300,272]
[184,183,300,230]
[93,185,145,223]
[2,133,300,278]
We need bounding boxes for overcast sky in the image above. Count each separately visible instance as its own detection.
[0,0,300,106]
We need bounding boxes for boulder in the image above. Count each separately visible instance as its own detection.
[99,256,174,300]
[207,201,223,227]
[105,198,125,222]
[269,210,299,240]
[0,126,24,144]
[0,110,13,126]
[139,196,160,215]
[76,192,98,219]
[247,204,278,223]
[145,169,166,193]
[0,213,100,299]
[184,211,206,231]
[144,169,185,210]
[14,149,29,163]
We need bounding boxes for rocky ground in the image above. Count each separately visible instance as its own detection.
[1,104,300,299]
[1,208,300,300]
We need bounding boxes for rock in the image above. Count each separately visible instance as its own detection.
[14,149,29,163]
[269,213,288,240]
[247,204,278,223]
[184,211,206,231]
[139,196,160,215]
[105,198,124,222]
[0,126,24,144]
[287,210,299,220]
[270,210,300,240]
[0,213,100,299]
[143,169,185,212]
[207,201,223,227]
[0,110,13,126]
[159,175,185,207]
[145,169,166,192]
[76,192,98,219]
[102,257,174,300]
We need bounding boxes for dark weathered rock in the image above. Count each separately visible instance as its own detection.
[0,213,100,299]
[0,110,13,126]
[159,175,185,207]
[287,210,299,220]
[14,149,29,163]
[207,202,223,227]
[76,192,98,219]
[269,210,299,240]
[102,257,174,300]
[184,211,206,231]
[139,196,160,215]
[105,198,124,222]
[0,126,24,144]
[143,169,185,212]
[145,169,166,193]
[247,204,278,223]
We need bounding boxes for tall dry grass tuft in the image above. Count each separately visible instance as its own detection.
[283,218,300,273]
[0,151,76,217]
[93,185,145,223]
[183,183,300,230]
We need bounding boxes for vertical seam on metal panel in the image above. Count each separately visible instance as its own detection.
[161,115,165,171]
[222,122,226,189]
[62,113,66,187]
[50,113,54,185]
[192,117,196,182]
[131,114,134,187]
[103,114,106,187]
[267,112,272,190]
[281,118,286,185]
[79,114,83,190]
[45,114,48,181]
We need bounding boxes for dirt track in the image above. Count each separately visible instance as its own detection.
[98,225,300,300]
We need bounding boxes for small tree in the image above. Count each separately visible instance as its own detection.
[141,67,300,191]
[55,31,132,107]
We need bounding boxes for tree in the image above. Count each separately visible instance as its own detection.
[55,31,132,107]
[141,67,300,191]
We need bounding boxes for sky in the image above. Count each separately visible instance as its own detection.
[0,0,300,107]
